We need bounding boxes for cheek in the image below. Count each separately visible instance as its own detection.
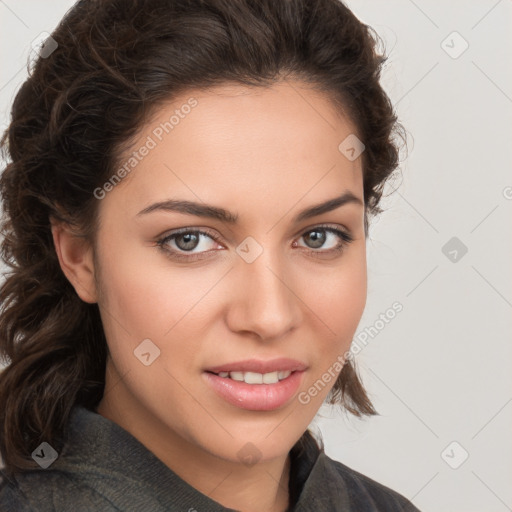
[301,244,367,367]
[310,244,366,331]
[96,235,218,340]
[331,263,367,336]
[94,241,211,412]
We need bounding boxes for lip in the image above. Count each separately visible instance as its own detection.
[203,369,305,411]
[205,358,308,374]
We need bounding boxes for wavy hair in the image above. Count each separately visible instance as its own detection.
[0,0,405,476]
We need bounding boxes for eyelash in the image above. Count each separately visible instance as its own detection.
[156,224,354,262]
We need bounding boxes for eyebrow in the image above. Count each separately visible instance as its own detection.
[136,190,363,224]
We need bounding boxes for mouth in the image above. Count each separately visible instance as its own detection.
[204,357,307,376]
[203,358,307,411]
[205,369,293,384]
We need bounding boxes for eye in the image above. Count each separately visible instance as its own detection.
[156,224,354,262]
[294,224,354,258]
[156,228,222,261]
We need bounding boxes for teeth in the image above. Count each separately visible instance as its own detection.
[246,372,265,384]
[216,370,292,384]
[262,371,278,384]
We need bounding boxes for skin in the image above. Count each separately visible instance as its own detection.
[51,80,367,512]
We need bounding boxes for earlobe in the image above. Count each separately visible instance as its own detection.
[50,218,98,304]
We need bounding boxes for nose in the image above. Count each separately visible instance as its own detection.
[225,243,302,341]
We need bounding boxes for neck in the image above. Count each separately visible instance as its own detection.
[96,376,291,512]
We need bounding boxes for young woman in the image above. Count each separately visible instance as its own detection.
[0,0,417,510]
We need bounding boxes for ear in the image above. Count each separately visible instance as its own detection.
[50,218,98,304]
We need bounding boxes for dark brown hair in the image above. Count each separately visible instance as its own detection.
[0,0,405,476]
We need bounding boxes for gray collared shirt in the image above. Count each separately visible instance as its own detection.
[0,405,421,511]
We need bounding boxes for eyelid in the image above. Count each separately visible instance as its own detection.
[159,226,221,242]
[156,227,225,250]
[293,222,352,239]
[157,223,353,243]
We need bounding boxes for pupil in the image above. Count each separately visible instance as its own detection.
[307,230,325,249]
[177,233,199,251]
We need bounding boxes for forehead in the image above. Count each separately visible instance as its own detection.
[164,80,357,147]
[100,80,364,218]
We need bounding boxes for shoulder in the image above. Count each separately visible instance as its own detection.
[0,467,118,512]
[0,471,35,512]
[321,453,421,511]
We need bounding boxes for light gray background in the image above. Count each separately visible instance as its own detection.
[1,2,511,511]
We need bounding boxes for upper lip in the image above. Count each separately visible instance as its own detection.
[205,358,308,374]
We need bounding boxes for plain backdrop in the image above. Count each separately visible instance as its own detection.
[1,2,511,511]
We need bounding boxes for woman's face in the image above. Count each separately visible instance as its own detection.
[91,80,367,464]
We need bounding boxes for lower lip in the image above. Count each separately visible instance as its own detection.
[203,370,304,411]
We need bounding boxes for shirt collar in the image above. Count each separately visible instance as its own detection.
[53,405,340,511]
